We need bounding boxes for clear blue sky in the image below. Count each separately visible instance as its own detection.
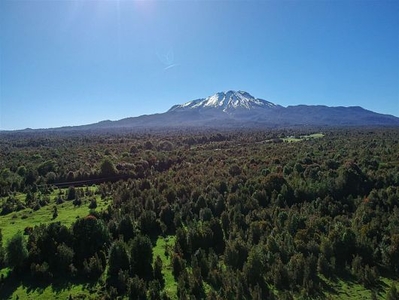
[1,0,398,130]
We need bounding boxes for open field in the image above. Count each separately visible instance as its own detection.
[153,236,177,299]
[0,187,109,243]
[282,132,325,142]
[1,277,101,300]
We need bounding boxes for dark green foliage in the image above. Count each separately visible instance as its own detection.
[118,215,135,242]
[88,198,97,209]
[287,253,306,289]
[72,215,110,267]
[27,222,74,276]
[386,284,399,300]
[209,218,225,254]
[30,261,52,281]
[224,238,248,270]
[228,164,241,176]
[37,160,57,176]
[177,269,190,299]
[52,205,58,219]
[67,186,76,200]
[108,240,130,278]
[83,253,104,279]
[6,231,28,271]
[114,269,129,294]
[130,234,153,279]
[189,266,205,298]
[148,280,163,300]
[383,233,399,274]
[127,275,147,300]
[171,253,185,279]
[56,243,74,274]
[24,168,38,186]
[338,161,371,197]
[2,128,399,298]
[0,230,4,268]
[317,254,330,277]
[100,158,117,177]
[243,245,268,294]
[175,228,189,259]
[272,257,289,290]
[1,196,25,215]
[194,249,210,280]
[139,210,160,237]
[153,256,165,287]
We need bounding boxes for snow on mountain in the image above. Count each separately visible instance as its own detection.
[169,90,279,112]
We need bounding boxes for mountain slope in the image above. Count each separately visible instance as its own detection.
[81,91,399,130]
[9,90,399,132]
[163,90,399,127]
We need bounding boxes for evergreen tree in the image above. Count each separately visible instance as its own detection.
[6,231,28,272]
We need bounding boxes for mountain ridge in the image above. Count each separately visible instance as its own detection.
[2,90,399,132]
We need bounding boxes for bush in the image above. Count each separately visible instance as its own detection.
[108,240,130,278]
[6,231,28,271]
[67,186,76,200]
[83,254,104,279]
[127,276,147,299]
[130,235,153,279]
[100,158,117,177]
[88,199,97,209]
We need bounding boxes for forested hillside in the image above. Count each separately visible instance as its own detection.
[0,128,398,299]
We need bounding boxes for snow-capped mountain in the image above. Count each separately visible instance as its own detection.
[76,91,399,130]
[8,90,399,133]
[169,90,279,113]
[162,90,399,127]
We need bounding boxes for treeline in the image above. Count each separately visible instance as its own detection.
[0,128,399,299]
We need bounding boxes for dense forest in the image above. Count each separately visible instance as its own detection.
[0,128,399,299]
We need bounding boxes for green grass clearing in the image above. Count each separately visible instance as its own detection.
[0,276,101,300]
[306,133,324,139]
[0,187,110,299]
[283,137,302,142]
[318,275,397,300]
[0,187,110,243]
[153,235,177,299]
[283,132,324,143]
